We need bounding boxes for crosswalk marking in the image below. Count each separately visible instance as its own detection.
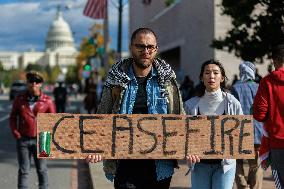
[0,114,9,122]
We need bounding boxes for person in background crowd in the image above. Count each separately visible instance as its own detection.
[254,68,262,83]
[85,27,198,189]
[96,76,104,103]
[267,63,274,74]
[84,71,98,114]
[69,83,79,99]
[184,59,243,189]
[231,74,239,86]
[231,61,263,189]
[9,71,56,189]
[180,75,194,102]
[254,44,284,189]
[191,82,204,97]
[53,81,68,113]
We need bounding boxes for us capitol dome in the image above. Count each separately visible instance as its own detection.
[45,9,76,52]
[0,8,78,70]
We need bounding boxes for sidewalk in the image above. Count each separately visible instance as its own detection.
[89,160,275,189]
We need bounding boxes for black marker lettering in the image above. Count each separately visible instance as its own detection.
[111,115,133,157]
[185,116,201,156]
[221,117,239,156]
[162,116,180,156]
[52,115,76,153]
[137,116,158,154]
[79,115,104,153]
[204,116,222,155]
[239,119,252,154]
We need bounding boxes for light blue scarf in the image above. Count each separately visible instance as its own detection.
[239,61,256,82]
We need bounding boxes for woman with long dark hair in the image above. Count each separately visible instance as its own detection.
[185,59,243,189]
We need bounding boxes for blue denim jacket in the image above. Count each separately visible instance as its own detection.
[119,65,174,181]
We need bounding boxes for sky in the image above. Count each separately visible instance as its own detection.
[0,0,129,52]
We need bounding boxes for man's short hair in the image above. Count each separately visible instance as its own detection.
[26,71,44,83]
[272,44,284,64]
[130,27,157,44]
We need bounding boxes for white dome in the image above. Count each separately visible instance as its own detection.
[45,10,76,52]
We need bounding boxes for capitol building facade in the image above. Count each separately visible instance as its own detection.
[0,9,78,71]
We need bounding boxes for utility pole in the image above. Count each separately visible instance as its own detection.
[103,0,109,72]
[117,0,123,58]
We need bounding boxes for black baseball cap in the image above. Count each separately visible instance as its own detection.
[26,71,44,83]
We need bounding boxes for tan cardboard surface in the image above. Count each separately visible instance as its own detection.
[37,113,254,159]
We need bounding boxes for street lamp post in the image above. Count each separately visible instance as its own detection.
[117,0,123,58]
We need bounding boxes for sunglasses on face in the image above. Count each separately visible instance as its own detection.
[133,44,157,52]
[28,78,42,84]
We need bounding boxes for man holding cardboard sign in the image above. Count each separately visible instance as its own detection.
[85,27,190,189]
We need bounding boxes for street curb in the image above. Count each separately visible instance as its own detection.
[89,163,114,189]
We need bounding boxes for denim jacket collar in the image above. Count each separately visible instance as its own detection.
[128,64,158,81]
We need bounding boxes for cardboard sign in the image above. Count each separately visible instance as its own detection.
[37,113,254,159]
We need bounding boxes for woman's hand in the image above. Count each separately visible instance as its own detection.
[185,155,200,166]
[85,154,103,163]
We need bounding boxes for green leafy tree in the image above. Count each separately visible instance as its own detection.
[1,70,14,87]
[0,67,25,87]
[25,63,43,72]
[0,61,4,71]
[76,37,96,79]
[165,0,176,7]
[45,64,52,79]
[65,65,79,84]
[212,0,284,63]
[2,72,11,87]
[49,65,61,84]
[76,29,105,80]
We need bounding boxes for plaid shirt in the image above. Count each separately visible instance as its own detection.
[231,80,263,144]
